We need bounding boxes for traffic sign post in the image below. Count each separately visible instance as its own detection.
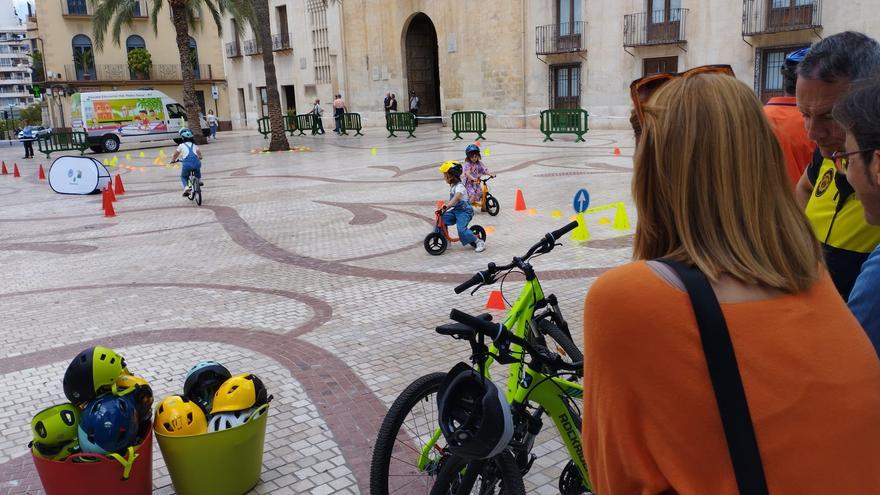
[571,188,591,241]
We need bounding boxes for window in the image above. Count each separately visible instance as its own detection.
[166,103,186,119]
[131,0,142,16]
[276,6,289,39]
[557,0,582,35]
[282,85,296,114]
[767,0,815,30]
[67,0,87,15]
[237,88,247,126]
[649,0,681,23]
[195,91,206,116]
[550,63,581,109]
[643,56,678,76]
[189,38,200,79]
[125,35,145,52]
[308,0,331,83]
[71,34,96,80]
[258,87,268,117]
[757,45,808,102]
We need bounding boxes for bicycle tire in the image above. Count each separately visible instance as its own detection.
[194,183,202,206]
[429,451,525,495]
[537,319,583,365]
[485,195,500,216]
[370,372,447,495]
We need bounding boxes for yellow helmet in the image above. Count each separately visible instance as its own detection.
[210,374,269,414]
[154,395,207,436]
[439,161,462,174]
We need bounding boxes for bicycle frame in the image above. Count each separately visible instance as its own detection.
[433,209,461,243]
[470,176,492,209]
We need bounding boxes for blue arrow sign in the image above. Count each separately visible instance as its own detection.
[573,188,590,213]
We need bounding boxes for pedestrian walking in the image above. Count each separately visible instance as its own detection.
[206,110,219,140]
[333,94,346,134]
[409,91,420,127]
[389,94,398,112]
[312,99,325,135]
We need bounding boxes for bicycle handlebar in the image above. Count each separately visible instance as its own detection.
[449,308,582,372]
[454,270,490,294]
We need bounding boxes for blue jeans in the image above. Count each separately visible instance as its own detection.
[181,163,201,187]
[442,208,476,246]
[209,124,217,139]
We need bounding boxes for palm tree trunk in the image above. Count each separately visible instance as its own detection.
[254,0,289,151]
[170,4,207,144]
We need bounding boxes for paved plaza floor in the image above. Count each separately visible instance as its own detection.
[0,124,635,494]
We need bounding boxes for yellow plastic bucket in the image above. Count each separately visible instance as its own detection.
[155,406,268,495]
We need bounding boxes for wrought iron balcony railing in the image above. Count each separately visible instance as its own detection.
[536,22,586,55]
[61,64,214,82]
[743,0,821,36]
[624,9,688,47]
[241,39,261,56]
[225,41,242,58]
[272,32,292,51]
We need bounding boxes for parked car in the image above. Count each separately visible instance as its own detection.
[17,126,52,139]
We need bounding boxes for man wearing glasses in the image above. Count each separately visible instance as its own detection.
[794,32,880,299]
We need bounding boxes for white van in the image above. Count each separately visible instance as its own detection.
[70,90,210,153]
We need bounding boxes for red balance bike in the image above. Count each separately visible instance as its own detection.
[424,206,487,255]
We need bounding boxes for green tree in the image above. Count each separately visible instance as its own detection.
[249,0,288,151]
[20,105,43,124]
[89,0,251,144]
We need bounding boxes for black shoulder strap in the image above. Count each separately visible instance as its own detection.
[659,260,770,495]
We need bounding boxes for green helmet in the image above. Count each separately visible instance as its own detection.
[63,346,128,404]
[31,439,80,461]
[31,403,80,447]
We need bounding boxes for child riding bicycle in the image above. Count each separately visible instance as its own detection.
[439,161,486,253]
[171,128,203,196]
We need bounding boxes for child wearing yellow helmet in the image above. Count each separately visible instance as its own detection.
[438,161,486,253]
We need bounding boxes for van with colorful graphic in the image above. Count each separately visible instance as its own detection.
[70,90,210,153]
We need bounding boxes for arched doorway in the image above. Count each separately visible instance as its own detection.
[404,13,441,120]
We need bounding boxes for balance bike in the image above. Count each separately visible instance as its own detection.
[470,175,499,216]
[424,207,487,256]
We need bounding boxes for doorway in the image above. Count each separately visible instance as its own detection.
[404,13,441,120]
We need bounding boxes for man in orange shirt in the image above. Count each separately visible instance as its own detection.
[764,48,816,186]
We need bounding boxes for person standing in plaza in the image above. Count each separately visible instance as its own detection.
[312,99,325,135]
[794,31,880,299]
[833,78,880,357]
[409,91,420,127]
[584,71,880,495]
[383,92,391,113]
[333,94,346,134]
[389,94,397,112]
[206,110,219,140]
[19,121,34,159]
[764,48,815,186]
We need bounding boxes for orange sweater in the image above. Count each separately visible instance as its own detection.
[583,262,880,495]
[764,96,816,187]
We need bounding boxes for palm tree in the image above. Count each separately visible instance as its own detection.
[250,0,288,151]
[89,0,250,144]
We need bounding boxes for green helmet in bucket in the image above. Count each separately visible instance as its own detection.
[31,439,80,461]
[31,403,80,447]
[63,346,128,404]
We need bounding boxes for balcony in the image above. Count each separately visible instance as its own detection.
[743,0,821,36]
[60,63,217,82]
[624,9,688,47]
[536,22,586,55]
[225,41,242,58]
[272,32,292,52]
[241,39,261,56]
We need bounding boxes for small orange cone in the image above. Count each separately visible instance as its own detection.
[106,181,116,202]
[613,147,621,156]
[13,163,20,177]
[1,161,6,175]
[101,187,110,212]
[114,174,125,194]
[485,290,506,310]
[38,163,46,180]
[104,194,116,218]
[514,189,527,211]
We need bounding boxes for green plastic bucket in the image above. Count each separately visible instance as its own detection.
[156,406,268,495]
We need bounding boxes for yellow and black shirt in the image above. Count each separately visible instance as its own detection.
[806,149,880,298]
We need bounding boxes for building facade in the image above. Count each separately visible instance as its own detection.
[0,24,33,111]
[221,0,345,129]
[28,0,230,130]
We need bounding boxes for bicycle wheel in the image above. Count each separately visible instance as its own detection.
[194,182,202,206]
[370,372,448,495]
[536,319,583,366]
[485,195,500,216]
[429,452,525,495]
[425,232,448,255]
[470,225,487,242]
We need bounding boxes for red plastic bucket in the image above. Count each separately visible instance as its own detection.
[32,429,153,495]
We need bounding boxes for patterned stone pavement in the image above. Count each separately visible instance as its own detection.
[0,124,635,494]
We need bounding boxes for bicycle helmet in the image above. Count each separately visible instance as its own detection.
[178,128,194,139]
[113,374,153,422]
[154,395,207,436]
[438,160,463,177]
[77,394,138,454]
[63,346,128,404]
[465,144,481,156]
[210,373,269,414]
[32,439,79,461]
[785,47,810,64]
[207,407,255,432]
[437,362,514,461]
[183,361,231,414]
[31,403,80,447]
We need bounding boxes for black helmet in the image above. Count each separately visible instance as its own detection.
[437,362,513,460]
[183,360,232,414]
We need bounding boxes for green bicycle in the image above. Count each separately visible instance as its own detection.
[369,221,590,494]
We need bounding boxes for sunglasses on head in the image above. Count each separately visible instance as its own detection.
[629,65,735,129]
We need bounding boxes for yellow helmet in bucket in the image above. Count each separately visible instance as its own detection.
[211,374,269,413]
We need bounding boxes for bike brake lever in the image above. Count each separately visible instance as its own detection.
[469,284,484,296]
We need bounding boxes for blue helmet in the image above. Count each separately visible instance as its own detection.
[179,128,194,139]
[183,360,231,414]
[465,144,480,156]
[77,394,138,454]
[785,47,809,64]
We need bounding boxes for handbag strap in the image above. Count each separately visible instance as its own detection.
[659,259,770,495]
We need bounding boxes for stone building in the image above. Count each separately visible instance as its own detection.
[27,0,231,130]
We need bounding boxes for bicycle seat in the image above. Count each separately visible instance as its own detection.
[435,313,493,339]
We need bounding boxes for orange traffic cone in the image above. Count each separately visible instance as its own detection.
[114,174,125,194]
[104,194,116,218]
[13,163,20,177]
[106,181,116,202]
[514,189,527,211]
[1,161,6,175]
[613,147,621,156]
[101,187,110,212]
[38,163,46,181]
[485,290,506,310]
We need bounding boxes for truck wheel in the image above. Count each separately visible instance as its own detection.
[101,135,120,153]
